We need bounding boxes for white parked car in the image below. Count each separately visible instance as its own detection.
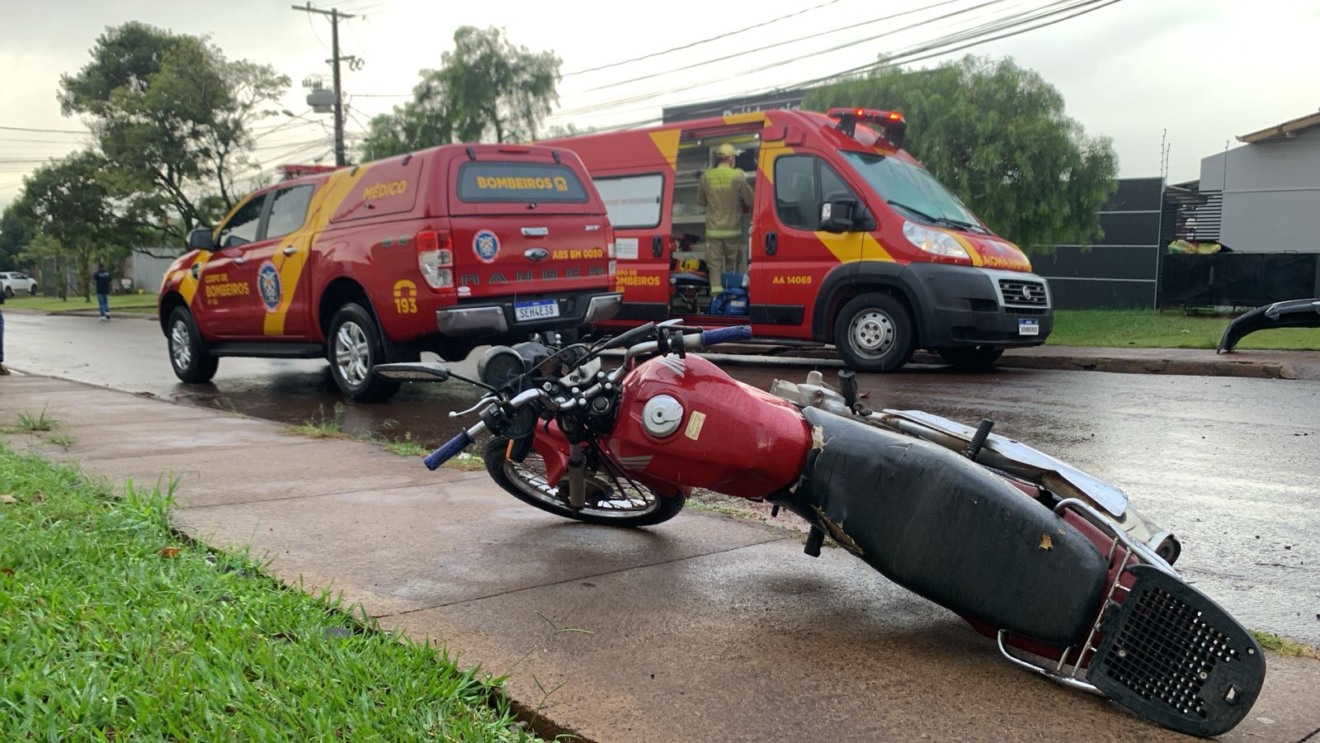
[0,271,39,297]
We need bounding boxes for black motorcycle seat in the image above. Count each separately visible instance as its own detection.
[797,407,1109,647]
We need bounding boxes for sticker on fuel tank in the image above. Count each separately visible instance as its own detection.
[684,410,706,441]
[473,230,500,263]
[258,260,282,312]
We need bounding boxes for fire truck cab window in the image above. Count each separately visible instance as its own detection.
[217,194,267,248]
[263,185,315,241]
[774,155,854,231]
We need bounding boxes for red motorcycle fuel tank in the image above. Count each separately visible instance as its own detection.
[609,354,813,498]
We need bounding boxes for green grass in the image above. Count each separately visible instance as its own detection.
[16,407,56,433]
[286,403,348,439]
[45,434,75,450]
[3,292,158,316]
[1251,630,1320,659]
[0,442,537,740]
[1048,309,1320,350]
[385,432,430,457]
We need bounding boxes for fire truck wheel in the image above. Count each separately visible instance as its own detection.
[167,306,219,384]
[327,303,401,403]
[834,293,914,372]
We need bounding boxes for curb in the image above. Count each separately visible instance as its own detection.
[990,353,1291,379]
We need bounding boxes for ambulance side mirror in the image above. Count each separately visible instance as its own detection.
[820,196,875,234]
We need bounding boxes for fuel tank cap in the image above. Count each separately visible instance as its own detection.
[641,394,684,438]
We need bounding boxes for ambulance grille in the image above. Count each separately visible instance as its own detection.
[998,278,1049,308]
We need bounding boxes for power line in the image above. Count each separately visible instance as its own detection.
[551,0,1117,125]
[553,0,1018,118]
[563,0,846,78]
[820,0,1121,81]
[0,124,90,135]
[578,0,990,94]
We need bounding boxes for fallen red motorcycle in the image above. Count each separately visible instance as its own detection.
[375,322,1265,737]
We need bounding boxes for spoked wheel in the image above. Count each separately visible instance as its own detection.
[482,437,684,527]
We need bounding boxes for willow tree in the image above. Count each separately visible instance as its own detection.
[361,26,560,161]
[807,56,1117,252]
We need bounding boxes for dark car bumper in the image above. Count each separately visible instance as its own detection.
[902,264,1054,348]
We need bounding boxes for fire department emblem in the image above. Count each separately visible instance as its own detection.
[473,230,500,264]
[258,260,282,312]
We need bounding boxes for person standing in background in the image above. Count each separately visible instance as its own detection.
[697,143,754,296]
[0,286,9,375]
[94,263,112,320]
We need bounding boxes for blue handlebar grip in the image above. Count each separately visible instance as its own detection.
[423,430,474,471]
[700,325,753,347]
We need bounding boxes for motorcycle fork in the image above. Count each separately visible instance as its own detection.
[566,444,588,510]
[527,422,592,511]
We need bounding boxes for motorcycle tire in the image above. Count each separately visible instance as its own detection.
[482,437,685,527]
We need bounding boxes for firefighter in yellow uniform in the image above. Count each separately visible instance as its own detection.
[698,142,754,295]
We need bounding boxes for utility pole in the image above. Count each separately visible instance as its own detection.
[292,3,354,166]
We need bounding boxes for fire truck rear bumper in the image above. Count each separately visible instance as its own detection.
[436,292,623,336]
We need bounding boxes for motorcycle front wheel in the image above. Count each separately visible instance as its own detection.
[482,437,685,527]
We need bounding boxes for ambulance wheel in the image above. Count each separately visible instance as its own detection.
[328,303,401,403]
[936,345,1004,369]
[834,293,914,372]
[482,437,685,527]
[167,307,219,384]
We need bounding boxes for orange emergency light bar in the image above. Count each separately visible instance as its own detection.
[826,107,907,149]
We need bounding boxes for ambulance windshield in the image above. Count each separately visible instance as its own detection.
[840,151,987,234]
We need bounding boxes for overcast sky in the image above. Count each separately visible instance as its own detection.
[2,0,1317,211]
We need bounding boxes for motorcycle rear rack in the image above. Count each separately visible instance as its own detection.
[997,499,1264,736]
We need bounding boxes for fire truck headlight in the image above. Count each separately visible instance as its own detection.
[903,221,969,260]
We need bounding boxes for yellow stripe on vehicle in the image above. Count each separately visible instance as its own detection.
[263,164,372,335]
[813,231,895,264]
[178,252,211,306]
[722,112,766,126]
[648,130,681,173]
[761,147,798,185]
[950,232,983,267]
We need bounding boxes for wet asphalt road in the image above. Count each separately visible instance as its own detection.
[5,310,1319,646]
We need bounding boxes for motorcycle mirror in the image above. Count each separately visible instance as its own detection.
[374,362,451,382]
[478,346,529,389]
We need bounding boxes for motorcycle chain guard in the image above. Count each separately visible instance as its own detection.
[1089,564,1266,738]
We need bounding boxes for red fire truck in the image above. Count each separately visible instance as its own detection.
[546,107,1052,371]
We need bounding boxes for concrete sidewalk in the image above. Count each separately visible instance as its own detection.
[2,374,1318,742]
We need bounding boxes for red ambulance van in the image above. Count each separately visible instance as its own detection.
[547,107,1052,372]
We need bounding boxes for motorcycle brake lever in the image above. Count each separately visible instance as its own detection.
[449,395,500,418]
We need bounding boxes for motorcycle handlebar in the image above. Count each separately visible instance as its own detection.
[423,428,477,471]
[695,325,752,349]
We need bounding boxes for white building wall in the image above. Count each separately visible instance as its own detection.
[1199,127,1320,253]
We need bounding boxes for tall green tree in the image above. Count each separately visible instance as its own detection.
[805,56,1117,252]
[360,26,560,161]
[58,22,290,237]
[0,205,33,270]
[10,152,146,300]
